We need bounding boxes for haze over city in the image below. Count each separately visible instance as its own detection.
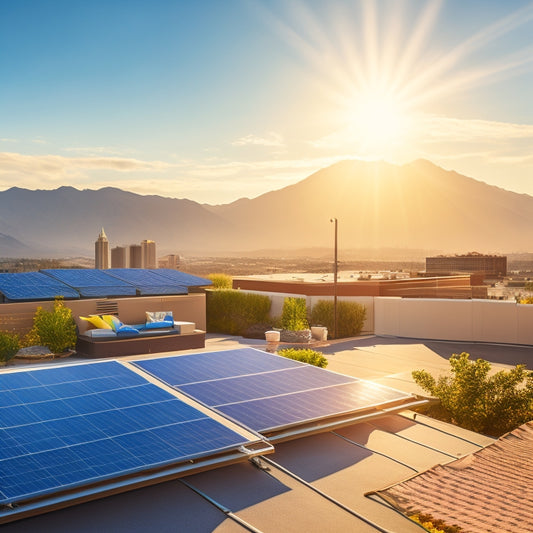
[1,0,532,205]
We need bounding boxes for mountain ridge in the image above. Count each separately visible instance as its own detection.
[1,159,531,258]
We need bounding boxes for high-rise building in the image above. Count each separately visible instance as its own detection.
[111,246,129,268]
[129,244,142,268]
[141,240,157,269]
[94,228,110,269]
[160,254,180,269]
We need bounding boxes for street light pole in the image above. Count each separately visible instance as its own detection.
[330,218,338,339]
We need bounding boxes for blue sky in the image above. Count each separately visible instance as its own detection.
[1,0,532,204]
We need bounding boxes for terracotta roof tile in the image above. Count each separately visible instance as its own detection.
[373,421,533,533]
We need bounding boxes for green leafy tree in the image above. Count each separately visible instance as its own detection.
[278,348,328,368]
[412,352,533,436]
[281,297,309,331]
[0,331,20,365]
[29,297,77,354]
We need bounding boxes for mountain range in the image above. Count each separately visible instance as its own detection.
[1,159,532,258]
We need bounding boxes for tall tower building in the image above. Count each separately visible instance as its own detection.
[129,244,143,268]
[111,246,129,268]
[94,228,110,269]
[141,239,157,269]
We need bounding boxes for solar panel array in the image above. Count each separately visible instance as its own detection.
[0,268,210,301]
[42,269,137,298]
[106,269,188,296]
[135,348,415,434]
[0,272,80,302]
[0,361,256,507]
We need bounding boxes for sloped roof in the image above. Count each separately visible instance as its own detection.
[373,421,533,533]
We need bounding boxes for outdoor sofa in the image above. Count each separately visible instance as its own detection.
[75,311,205,358]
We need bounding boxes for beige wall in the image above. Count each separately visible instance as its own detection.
[0,294,206,335]
[375,297,533,345]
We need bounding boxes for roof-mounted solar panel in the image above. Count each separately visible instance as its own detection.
[0,272,80,302]
[0,360,271,525]
[151,268,212,287]
[135,348,427,441]
[41,269,135,288]
[135,285,188,296]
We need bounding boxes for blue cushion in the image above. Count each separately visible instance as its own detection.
[116,324,141,336]
[143,320,174,330]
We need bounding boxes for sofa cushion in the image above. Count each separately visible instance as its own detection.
[80,315,112,330]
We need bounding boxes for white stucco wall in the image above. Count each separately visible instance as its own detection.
[375,297,533,345]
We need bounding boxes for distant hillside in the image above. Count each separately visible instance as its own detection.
[0,232,31,257]
[0,186,234,257]
[208,159,533,253]
[1,160,532,258]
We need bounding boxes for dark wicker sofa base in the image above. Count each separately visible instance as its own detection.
[76,330,206,358]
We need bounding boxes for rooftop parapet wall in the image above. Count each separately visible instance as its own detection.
[375,297,533,345]
[0,293,207,335]
[233,276,473,299]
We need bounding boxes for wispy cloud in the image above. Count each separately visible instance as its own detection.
[232,132,284,147]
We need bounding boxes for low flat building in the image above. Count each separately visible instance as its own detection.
[426,252,507,277]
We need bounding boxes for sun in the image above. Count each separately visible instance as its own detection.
[344,89,411,157]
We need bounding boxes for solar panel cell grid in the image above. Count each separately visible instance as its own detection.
[134,348,414,434]
[0,361,254,506]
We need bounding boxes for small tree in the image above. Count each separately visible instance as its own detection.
[0,331,20,365]
[29,297,77,354]
[412,352,533,436]
[281,297,309,331]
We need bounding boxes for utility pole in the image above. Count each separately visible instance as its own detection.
[330,218,338,339]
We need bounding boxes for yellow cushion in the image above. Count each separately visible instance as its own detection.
[101,314,121,331]
[80,315,112,329]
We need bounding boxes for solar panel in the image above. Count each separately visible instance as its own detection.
[41,269,138,297]
[106,269,192,295]
[0,272,80,301]
[134,348,417,436]
[0,360,264,511]
[151,268,213,287]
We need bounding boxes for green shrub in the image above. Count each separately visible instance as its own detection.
[412,352,533,437]
[206,290,271,335]
[29,297,77,354]
[310,300,366,339]
[0,331,20,364]
[281,297,309,331]
[278,348,328,368]
[206,273,233,289]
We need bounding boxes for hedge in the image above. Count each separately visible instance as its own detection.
[206,289,271,336]
[310,300,366,339]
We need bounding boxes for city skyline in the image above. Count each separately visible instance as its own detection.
[1,0,532,204]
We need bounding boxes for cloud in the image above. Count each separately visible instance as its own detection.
[0,152,172,175]
[232,132,284,147]
[420,115,533,142]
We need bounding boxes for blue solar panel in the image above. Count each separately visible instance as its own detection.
[135,348,414,434]
[135,285,188,296]
[0,272,80,301]
[0,361,254,506]
[152,268,212,287]
[41,269,140,297]
[41,269,134,288]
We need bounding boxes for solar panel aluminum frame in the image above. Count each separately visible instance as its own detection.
[0,361,273,526]
[134,349,431,444]
[0,439,273,526]
[260,396,432,443]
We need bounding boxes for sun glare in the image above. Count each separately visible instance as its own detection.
[344,90,410,157]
